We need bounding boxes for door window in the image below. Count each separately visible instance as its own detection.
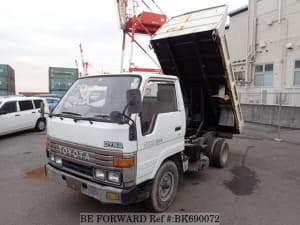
[141,81,177,134]
[33,100,43,108]
[1,101,17,113]
[19,100,34,111]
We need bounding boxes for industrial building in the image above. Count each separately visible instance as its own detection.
[226,0,300,107]
[226,0,300,128]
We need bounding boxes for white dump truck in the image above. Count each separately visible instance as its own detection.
[44,5,243,212]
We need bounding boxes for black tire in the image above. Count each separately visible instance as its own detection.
[203,133,217,166]
[35,118,46,132]
[145,160,179,212]
[212,138,229,168]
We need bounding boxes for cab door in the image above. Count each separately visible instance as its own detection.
[18,100,36,128]
[135,79,186,184]
[0,101,22,135]
[33,99,43,119]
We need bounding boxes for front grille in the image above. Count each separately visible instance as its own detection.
[48,137,123,169]
[47,137,136,188]
[62,159,93,177]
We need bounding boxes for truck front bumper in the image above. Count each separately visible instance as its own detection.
[45,164,143,205]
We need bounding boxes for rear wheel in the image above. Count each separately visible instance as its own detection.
[203,133,217,166]
[212,138,229,168]
[35,119,46,132]
[145,160,179,212]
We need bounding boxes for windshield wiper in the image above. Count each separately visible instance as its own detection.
[49,112,89,123]
[61,111,82,116]
[93,114,110,118]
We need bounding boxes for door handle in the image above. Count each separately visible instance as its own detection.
[32,111,36,113]
[15,114,20,117]
[175,126,181,131]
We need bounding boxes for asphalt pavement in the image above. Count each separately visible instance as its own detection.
[0,123,299,225]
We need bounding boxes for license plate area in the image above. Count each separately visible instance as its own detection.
[66,176,82,192]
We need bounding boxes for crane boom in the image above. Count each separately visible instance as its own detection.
[116,0,128,30]
[115,0,166,73]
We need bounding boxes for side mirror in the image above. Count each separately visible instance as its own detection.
[0,110,7,115]
[127,89,142,114]
[40,101,45,117]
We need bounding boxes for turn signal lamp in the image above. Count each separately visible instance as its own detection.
[45,139,50,149]
[113,157,135,168]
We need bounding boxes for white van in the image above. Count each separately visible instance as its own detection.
[0,96,49,136]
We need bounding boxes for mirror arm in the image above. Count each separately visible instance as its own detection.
[122,103,130,115]
[123,113,135,127]
[120,101,135,126]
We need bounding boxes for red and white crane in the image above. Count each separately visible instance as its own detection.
[79,43,89,77]
[115,0,167,73]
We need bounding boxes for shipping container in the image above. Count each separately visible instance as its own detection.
[50,90,67,96]
[0,64,16,95]
[49,67,78,79]
[0,76,15,91]
[0,90,15,96]
[49,67,78,94]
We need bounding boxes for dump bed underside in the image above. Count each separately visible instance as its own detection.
[151,5,243,135]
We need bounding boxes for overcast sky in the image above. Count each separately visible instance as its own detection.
[0,0,248,92]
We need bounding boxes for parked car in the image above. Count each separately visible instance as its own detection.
[43,97,60,112]
[0,96,49,136]
[35,94,61,112]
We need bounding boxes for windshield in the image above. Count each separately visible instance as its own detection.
[54,76,141,118]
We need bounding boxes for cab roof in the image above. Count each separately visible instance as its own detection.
[78,73,179,81]
[0,95,44,102]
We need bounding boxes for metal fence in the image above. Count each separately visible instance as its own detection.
[239,92,300,141]
[239,91,300,107]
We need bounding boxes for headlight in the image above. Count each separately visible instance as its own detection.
[108,171,121,184]
[93,169,121,185]
[50,153,55,161]
[49,153,62,166]
[94,168,105,180]
[55,157,62,165]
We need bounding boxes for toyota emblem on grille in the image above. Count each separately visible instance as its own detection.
[58,145,90,161]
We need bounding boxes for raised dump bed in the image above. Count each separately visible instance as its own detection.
[151,5,243,137]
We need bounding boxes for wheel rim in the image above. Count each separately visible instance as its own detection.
[158,171,174,202]
[221,145,229,164]
[38,121,45,130]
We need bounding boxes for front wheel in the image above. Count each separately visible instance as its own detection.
[35,119,46,132]
[145,160,179,212]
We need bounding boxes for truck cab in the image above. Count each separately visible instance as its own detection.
[45,74,186,211]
